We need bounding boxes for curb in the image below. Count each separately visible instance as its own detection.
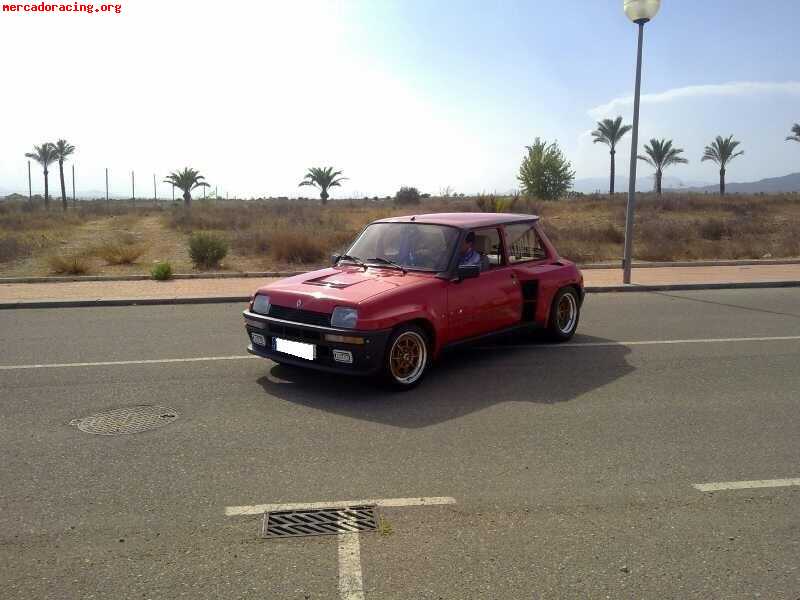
[2,280,799,309]
[3,259,799,284]
[586,280,800,293]
[580,259,800,270]
[0,272,303,285]
[0,296,252,309]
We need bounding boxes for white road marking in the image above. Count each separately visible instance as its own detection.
[0,355,257,371]
[225,496,456,517]
[476,335,800,351]
[338,526,365,600]
[693,478,800,492]
[4,334,798,372]
[229,496,456,600]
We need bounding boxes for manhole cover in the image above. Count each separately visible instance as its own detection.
[261,506,378,539]
[69,405,179,435]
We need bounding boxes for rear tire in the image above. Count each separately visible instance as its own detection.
[546,287,580,342]
[382,324,430,390]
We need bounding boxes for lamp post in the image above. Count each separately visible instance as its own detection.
[622,0,660,284]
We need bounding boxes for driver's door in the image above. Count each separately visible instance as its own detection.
[446,228,522,343]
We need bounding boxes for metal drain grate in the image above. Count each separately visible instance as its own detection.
[261,505,378,539]
[69,405,179,435]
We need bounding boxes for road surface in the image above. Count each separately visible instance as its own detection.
[1,289,798,599]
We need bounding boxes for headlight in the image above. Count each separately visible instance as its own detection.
[252,294,271,315]
[331,307,358,329]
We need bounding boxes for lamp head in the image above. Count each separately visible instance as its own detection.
[624,0,661,23]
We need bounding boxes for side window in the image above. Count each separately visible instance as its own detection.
[505,223,547,263]
[472,228,505,270]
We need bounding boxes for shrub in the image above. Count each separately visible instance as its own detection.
[0,235,32,263]
[150,261,173,280]
[231,230,271,256]
[699,218,729,241]
[395,186,421,206]
[475,194,519,213]
[48,254,91,275]
[96,242,145,265]
[188,232,229,269]
[270,229,326,264]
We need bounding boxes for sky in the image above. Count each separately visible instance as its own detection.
[1,0,799,198]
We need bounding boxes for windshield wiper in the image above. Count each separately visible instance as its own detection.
[337,254,367,269]
[366,257,407,273]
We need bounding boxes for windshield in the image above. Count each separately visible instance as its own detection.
[344,223,459,271]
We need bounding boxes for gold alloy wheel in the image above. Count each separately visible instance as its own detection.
[388,331,427,384]
[556,291,578,334]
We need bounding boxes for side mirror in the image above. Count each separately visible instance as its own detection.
[456,264,480,280]
[331,253,341,266]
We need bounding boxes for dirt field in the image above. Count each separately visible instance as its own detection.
[1,193,798,277]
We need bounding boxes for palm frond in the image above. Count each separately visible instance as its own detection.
[636,155,655,167]
[24,143,59,168]
[591,116,632,149]
[53,139,76,161]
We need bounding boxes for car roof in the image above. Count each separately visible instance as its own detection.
[372,212,539,228]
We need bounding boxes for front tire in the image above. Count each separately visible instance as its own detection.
[546,287,580,342]
[382,324,430,389]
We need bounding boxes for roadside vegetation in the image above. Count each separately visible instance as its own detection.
[2,121,797,275]
[1,193,798,277]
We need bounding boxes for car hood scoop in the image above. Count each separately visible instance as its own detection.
[304,271,379,289]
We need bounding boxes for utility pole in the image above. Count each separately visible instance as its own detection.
[171,183,175,202]
[27,161,32,204]
[153,174,157,205]
[131,170,135,207]
[105,168,109,206]
[72,164,76,206]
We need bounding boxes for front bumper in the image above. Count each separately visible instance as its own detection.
[242,310,391,375]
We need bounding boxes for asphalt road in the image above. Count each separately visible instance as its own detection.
[1,289,799,599]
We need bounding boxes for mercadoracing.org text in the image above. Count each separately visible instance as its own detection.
[3,2,122,13]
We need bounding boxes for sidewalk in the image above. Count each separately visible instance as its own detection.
[0,263,799,307]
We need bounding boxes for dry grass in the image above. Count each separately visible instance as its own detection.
[1,192,798,276]
[93,232,146,265]
[0,235,33,263]
[47,253,92,275]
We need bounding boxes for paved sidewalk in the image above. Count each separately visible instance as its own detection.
[0,263,799,306]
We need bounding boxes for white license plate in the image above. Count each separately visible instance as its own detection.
[273,337,316,361]
[250,333,267,347]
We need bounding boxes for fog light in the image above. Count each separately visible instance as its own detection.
[332,349,353,364]
[324,334,364,345]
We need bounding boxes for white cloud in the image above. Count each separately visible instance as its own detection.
[588,81,800,120]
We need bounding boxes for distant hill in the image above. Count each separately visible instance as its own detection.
[670,172,800,194]
[573,175,712,194]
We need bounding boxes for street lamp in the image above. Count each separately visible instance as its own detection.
[622,0,660,284]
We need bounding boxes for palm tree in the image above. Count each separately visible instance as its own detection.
[24,143,58,209]
[53,139,76,211]
[298,167,347,204]
[163,168,210,208]
[787,123,800,143]
[701,135,744,196]
[637,138,688,195]
[591,116,632,194]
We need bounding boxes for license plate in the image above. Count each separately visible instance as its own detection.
[250,333,267,347]
[273,337,316,361]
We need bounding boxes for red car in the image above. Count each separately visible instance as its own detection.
[243,213,584,388]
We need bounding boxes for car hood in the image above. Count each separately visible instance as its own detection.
[256,266,433,312]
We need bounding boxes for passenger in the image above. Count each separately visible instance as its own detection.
[458,231,481,267]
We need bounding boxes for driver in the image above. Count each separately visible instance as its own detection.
[458,231,481,267]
